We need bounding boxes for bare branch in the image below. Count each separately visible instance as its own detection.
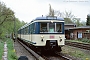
[0,16,8,25]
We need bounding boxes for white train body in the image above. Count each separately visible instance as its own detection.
[18,34,65,46]
[18,16,65,51]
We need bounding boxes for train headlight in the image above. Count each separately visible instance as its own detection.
[51,20,53,23]
[59,36,62,38]
[41,35,44,38]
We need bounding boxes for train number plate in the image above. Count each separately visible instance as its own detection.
[50,35,54,39]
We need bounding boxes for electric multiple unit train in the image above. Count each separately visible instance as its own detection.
[17,16,65,52]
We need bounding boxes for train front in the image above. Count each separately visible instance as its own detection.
[33,16,65,52]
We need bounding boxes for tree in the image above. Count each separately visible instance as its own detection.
[0,1,26,39]
[0,2,14,26]
[86,14,90,26]
[55,10,85,26]
[72,18,80,26]
[47,4,86,26]
[58,11,75,24]
[64,18,73,24]
[48,4,54,16]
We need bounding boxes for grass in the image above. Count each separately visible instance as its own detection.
[62,45,90,60]
[6,38,18,60]
[66,38,90,44]
[0,40,4,60]
[0,38,17,60]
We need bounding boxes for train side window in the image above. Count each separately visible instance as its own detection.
[33,23,35,33]
[23,28,25,34]
[31,24,33,34]
[30,23,35,34]
[30,25,31,34]
[21,29,24,34]
[22,29,23,34]
[25,27,29,34]
[34,23,36,33]
[27,26,29,34]
[21,29,22,34]
[19,30,21,34]
[25,28,26,34]
[40,23,47,32]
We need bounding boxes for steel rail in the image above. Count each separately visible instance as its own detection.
[17,40,45,60]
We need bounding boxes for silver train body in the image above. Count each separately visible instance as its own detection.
[18,16,65,52]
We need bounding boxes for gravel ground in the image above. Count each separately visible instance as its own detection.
[14,40,36,60]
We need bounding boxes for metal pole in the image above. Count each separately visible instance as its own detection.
[11,15,16,41]
[14,16,16,41]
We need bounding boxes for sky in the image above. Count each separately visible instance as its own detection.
[0,0,90,23]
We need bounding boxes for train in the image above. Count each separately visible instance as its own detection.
[17,16,65,52]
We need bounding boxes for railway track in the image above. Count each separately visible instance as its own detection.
[65,41,90,50]
[16,39,45,60]
[41,52,71,60]
[15,39,72,60]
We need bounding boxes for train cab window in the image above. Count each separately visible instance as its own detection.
[40,22,62,33]
[49,23,55,32]
[56,23,62,32]
[25,27,29,34]
[40,23,47,32]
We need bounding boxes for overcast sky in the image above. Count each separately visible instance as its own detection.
[0,0,90,22]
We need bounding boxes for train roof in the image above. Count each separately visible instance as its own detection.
[18,16,64,30]
[34,16,64,21]
[18,23,29,30]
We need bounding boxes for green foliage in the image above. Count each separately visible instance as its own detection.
[72,18,86,27]
[0,1,26,39]
[64,18,73,24]
[0,2,14,25]
[0,38,18,60]
[86,14,90,26]
[0,40,4,60]
[10,53,17,60]
[0,18,26,39]
[6,38,18,60]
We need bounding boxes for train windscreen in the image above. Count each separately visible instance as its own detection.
[40,22,62,33]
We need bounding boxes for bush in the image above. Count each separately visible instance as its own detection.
[0,41,4,60]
